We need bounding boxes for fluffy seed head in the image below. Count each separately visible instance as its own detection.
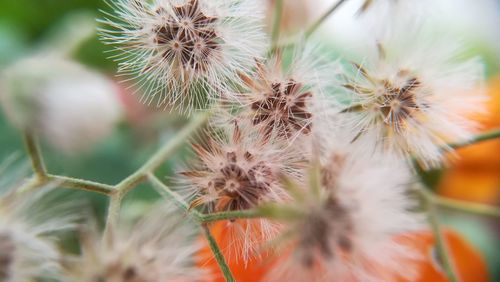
[340,28,485,168]
[100,0,268,111]
[0,160,79,281]
[263,135,422,282]
[181,118,302,212]
[178,117,303,260]
[65,204,204,282]
[237,47,339,142]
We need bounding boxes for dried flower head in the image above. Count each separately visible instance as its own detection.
[65,204,204,282]
[179,118,303,260]
[100,0,268,110]
[0,160,79,281]
[237,48,338,142]
[0,56,123,155]
[262,137,422,282]
[340,27,485,168]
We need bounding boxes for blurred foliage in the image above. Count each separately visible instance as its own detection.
[0,0,103,41]
[0,0,113,69]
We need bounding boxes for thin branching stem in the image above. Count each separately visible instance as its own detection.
[23,131,47,181]
[447,128,500,150]
[200,210,261,222]
[305,0,349,38]
[148,173,203,220]
[271,0,284,45]
[17,174,114,196]
[149,174,238,281]
[104,192,123,236]
[16,177,41,195]
[48,174,115,195]
[421,187,500,218]
[148,173,261,222]
[203,224,235,282]
[115,112,211,195]
[103,113,211,237]
[419,188,460,282]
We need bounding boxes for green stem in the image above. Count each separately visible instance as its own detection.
[23,131,47,180]
[150,174,239,281]
[18,174,114,196]
[104,192,122,236]
[433,194,500,218]
[48,174,115,195]
[148,173,202,220]
[447,128,500,150]
[271,0,284,44]
[305,0,349,38]
[200,210,261,222]
[420,188,460,282]
[115,112,211,195]
[16,177,42,195]
[203,224,235,282]
[148,174,261,222]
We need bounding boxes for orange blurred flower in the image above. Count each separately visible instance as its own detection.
[394,229,489,282]
[438,75,500,204]
[197,221,276,282]
[198,227,488,281]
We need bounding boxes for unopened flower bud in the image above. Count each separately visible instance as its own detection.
[0,56,123,155]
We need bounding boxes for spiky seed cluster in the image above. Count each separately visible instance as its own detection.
[377,72,421,132]
[152,0,220,73]
[65,205,204,282]
[238,56,320,140]
[182,120,300,213]
[343,65,424,134]
[341,39,484,168]
[180,119,303,259]
[101,0,267,110]
[250,78,312,137]
[241,63,313,138]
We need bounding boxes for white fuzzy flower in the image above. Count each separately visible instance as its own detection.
[0,161,79,281]
[65,204,205,282]
[0,56,123,155]
[100,0,268,111]
[262,132,423,282]
[339,24,485,168]
[178,117,304,261]
[236,46,340,143]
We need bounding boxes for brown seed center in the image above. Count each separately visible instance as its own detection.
[152,0,221,72]
[251,79,313,137]
[379,74,422,132]
[211,152,274,211]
